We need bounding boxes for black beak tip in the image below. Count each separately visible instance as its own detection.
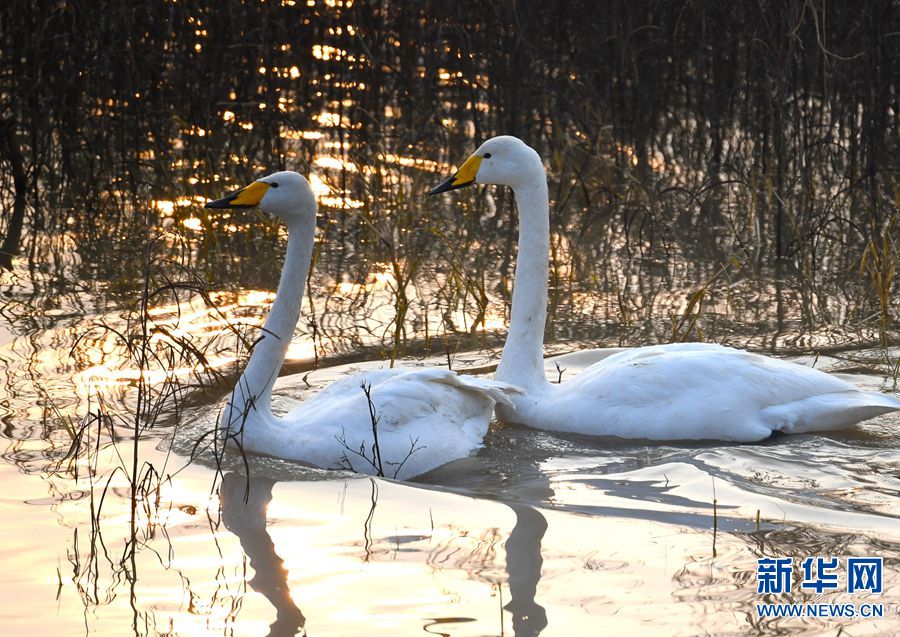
[428,178,452,196]
[205,185,250,209]
[429,174,463,196]
[205,195,247,209]
[204,198,227,209]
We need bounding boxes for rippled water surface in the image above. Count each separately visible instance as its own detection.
[2,1,899,633]
[2,301,899,636]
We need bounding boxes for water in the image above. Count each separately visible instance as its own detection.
[2,1,899,633]
[3,181,899,631]
[1,290,898,636]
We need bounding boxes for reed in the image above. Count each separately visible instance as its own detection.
[2,0,895,358]
[58,216,248,629]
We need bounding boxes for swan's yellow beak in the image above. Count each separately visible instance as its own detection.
[429,154,482,195]
[205,180,270,209]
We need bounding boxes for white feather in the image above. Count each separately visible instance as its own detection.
[210,172,520,480]
[440,137,900,441]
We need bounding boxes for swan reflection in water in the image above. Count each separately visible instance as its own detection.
[219,470,549,636]
[504,503,548,636]
[220,472,306,637]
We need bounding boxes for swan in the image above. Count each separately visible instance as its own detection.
[430,136,900,441]
[205,171,519,479]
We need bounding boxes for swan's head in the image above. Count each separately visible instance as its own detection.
[429,135,543,194]
[205,170,316,224]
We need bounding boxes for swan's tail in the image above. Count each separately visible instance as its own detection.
[414,369,523,408]
[762,390,900,434]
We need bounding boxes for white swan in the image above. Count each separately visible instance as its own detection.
[205,171,519,479]
[430,136,900,441]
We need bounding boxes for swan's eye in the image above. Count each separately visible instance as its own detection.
[483,153,492,159]
[270,182,279,188]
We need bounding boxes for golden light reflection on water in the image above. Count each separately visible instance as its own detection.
[66,297,240,402]
[314,155,357,172]
[8,437,898,636]
[63,276,430,405]
[181,217,204,231]
[3,45,898,637]
[2,252,900,635]
[280,129,324,140]
[314,110,353,128]
[152,195,209,216]
[382,152,448,173]
[4,4,899,634]
[309,171,364,209]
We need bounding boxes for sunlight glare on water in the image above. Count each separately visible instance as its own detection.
[2,2,900,634]
[4,308,900,636]
[2,190,900,637]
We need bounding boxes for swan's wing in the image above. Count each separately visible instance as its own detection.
[579,342,754,371]
[410,368,523,407]
[293,367,404,404]
[303,368,520,435]
[256,368,519,479]
[531,343,899,440]
[572,343,854,400]
[299,367,520,412]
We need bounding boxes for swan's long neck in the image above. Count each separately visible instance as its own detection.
[495,168,550,390]
[224,216,314,431]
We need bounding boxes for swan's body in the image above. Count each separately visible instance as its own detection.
[207,172,518,479]
[513,343,900,441]
[227,366,514,478]
[431,136,900,440]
